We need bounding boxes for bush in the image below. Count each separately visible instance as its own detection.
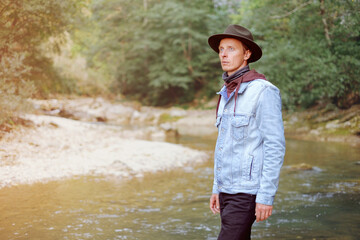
[0,53,35,124]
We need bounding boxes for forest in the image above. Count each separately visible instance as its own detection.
[1,0,359,123]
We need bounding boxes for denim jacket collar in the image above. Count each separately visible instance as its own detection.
[217,82,252,102]
[217,81,251,95]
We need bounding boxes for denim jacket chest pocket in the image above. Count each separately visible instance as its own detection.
[231,115,250,141]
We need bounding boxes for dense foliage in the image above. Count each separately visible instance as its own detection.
[77,0,230,105]
[233,0,360,109]
[0,0,86,123]
[1,0,359,119]
[78,0,359,108]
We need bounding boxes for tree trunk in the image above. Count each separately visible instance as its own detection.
[320,0,332,46]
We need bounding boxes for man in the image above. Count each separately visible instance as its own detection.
[208,24,285,239]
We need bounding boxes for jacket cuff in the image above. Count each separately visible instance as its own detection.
[212,185,220,194]
[255,194,274,205]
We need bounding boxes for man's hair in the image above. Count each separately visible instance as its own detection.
[241,42,250,54]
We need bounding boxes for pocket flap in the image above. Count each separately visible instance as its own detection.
[231,115,250,127]
[215,116,222,128]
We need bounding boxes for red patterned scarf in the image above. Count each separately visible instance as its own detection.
[216,69,267,118]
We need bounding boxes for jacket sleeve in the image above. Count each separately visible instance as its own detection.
[212,116,221,194]
[255,85,286,205]
[212,177,219,194]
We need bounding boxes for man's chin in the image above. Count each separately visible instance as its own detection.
[221,67,232,72]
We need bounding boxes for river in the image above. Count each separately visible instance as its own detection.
[0,133,359,239]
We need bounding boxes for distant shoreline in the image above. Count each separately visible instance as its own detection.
[283,104,360,148]
[0,113,208,189]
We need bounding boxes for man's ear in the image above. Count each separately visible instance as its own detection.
[244,50,252,61]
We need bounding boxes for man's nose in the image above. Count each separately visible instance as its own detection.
[220,50,228,58]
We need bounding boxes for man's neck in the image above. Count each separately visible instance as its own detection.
[223,65,250,84]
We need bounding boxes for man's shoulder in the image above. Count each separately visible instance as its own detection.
[249,79,280,92]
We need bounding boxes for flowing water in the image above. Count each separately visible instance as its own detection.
[0,133,359,239]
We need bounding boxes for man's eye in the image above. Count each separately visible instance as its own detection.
[229,47,234,51]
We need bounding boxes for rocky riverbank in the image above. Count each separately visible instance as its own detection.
[30,96,359,147]
[0,97,211,188]
[283,104,360,147]
[1,97,359,188]
[29,97,219,139]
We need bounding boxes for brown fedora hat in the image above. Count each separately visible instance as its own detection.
[208,24,262,63]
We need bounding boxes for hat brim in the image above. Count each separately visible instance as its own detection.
[208,34,262,63]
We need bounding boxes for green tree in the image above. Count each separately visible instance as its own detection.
[79,0,230,105]
[0,0,87,123]
[233,0,360,109]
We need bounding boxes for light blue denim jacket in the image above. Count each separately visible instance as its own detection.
[213,79,285,206]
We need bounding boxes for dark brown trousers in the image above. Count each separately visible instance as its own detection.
[218,192,256,240]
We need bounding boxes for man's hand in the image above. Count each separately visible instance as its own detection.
[255,203,273,222]
[209,194,220,214]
